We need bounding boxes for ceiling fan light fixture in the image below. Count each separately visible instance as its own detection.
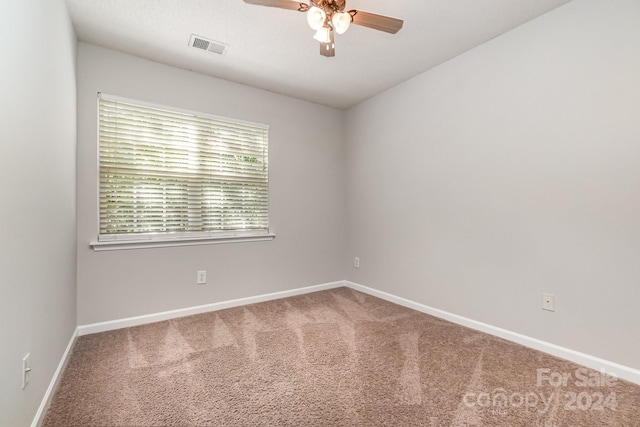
[331,11,351,35]
[242,0,403,57]
[307,6,326,30]
[313,26,331,43]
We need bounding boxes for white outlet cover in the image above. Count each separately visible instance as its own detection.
[22,353,30,389]
[197,270,207,285]
[542,293,555,311]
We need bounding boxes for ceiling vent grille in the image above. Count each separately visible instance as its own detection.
[189,34,229,55]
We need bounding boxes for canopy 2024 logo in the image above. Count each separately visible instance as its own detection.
[462,367,618,415]
[536,367,617,411]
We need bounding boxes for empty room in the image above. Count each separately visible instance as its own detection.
[1,0,639,425]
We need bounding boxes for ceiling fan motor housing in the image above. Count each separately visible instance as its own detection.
[316,0,346,13]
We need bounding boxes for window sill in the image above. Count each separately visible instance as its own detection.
[90,233,275,251]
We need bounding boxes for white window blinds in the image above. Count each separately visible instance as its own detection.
[98,94,269,241]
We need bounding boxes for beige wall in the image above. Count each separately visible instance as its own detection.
[346,0,640,370]
[76,43,347,325]
[0,0,77,425]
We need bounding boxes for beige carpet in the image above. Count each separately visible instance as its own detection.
[44,287,639,426]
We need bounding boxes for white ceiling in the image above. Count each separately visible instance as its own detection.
[66,0,572,109]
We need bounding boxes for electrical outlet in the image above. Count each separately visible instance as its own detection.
[542,293,555,311]
[197,270,207,285]
[354,257,360,268]
[22,353,31,389]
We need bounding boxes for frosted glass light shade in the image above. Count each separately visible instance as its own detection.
[313,27,331,43]
[331,12,351,35]
[307,7,326,30]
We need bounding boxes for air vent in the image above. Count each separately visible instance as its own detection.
[189,34,229,55]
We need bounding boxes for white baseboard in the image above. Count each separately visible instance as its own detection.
[344,281,640,386]
[74,278,640,386]
[31,327,78,427]
[39,279,639,427]
[78,281,344,336]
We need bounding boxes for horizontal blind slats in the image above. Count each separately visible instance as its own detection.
[99,100,268,132]
[98,95,269,237]
[99,126,267,150]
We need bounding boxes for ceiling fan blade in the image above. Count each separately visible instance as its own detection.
[320,29,335,57]
[243,0,309,12]
[349,10,403,34]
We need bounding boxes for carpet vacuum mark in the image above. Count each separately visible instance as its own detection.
[44,287,640,426]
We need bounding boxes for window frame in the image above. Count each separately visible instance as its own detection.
[90,93,274,251]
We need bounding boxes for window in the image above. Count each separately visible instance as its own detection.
[92,93,272,250]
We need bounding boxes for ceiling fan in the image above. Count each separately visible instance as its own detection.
[243,0,403,57]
